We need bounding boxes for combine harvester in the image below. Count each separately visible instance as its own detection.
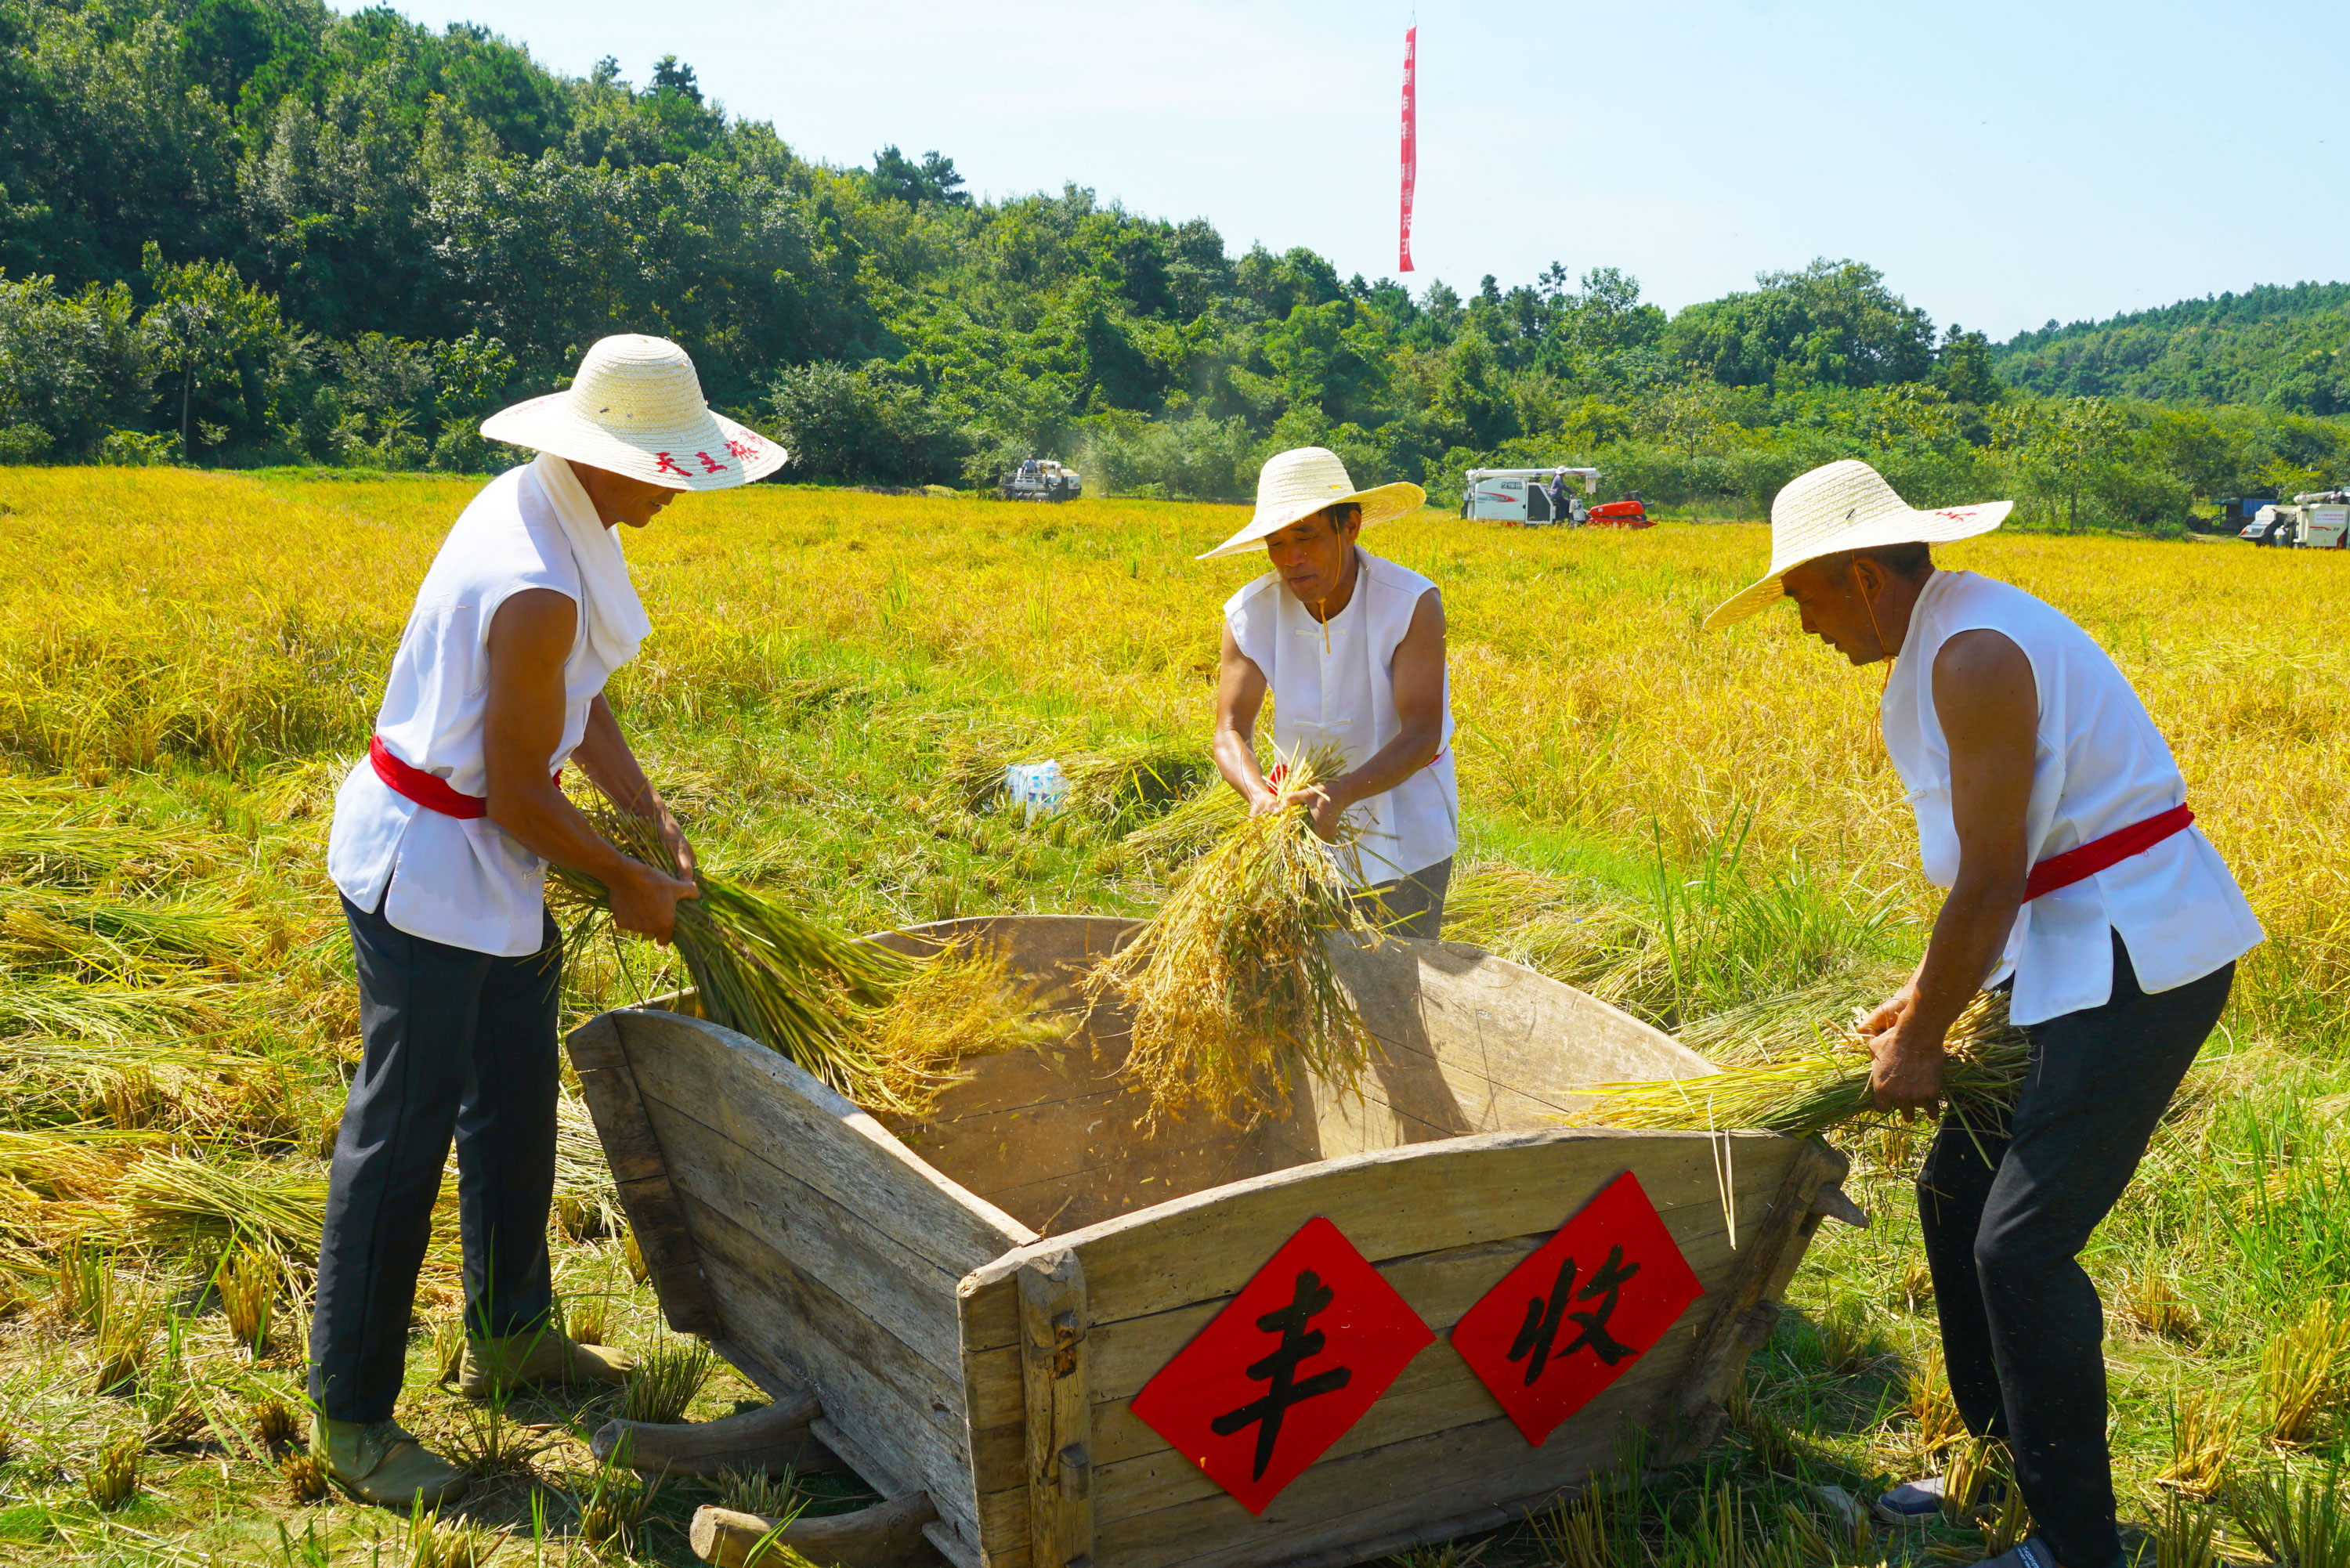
[1461,468,1650,528]
[2240,490,2349,548]
[1000,458,1084,502]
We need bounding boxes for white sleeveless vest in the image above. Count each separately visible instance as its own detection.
[326,457,646,957]
[1224,549,1459,885]
[1880,570,2261,1025]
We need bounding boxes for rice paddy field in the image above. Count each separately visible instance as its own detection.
[2,465,2348,1566]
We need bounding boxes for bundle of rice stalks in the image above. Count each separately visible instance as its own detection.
[1,1033,286,1136]
[0,970,228,1045]
[1118,774,1243,866]
[2258,1296,2350,1446]
[861,937,1066,1123]
[544,807,919,1111]
[2156,1388,2238,1499]
[0,1125,128,1200]
[125,1153,428,1265]
[1579,988,2029,1140]
[1080,746,1379,1125]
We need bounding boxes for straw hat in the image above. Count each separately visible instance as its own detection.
[479,334,787,490]
[1702,459,2012,630]
[1196,447,1426,561]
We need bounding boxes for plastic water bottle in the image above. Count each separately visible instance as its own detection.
[1003,760,1069,821]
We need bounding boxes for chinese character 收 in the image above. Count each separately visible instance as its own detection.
[1208,1268,1354,1482]
[1506,1244,1640,1385]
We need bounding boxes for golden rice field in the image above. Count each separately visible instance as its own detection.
[4,466,2350,1565]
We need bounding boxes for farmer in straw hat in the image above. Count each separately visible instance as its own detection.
[1202,447,1457,935]
[316,334,786,1505]
[1708,460,2262,1568]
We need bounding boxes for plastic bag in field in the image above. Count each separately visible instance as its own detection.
[1003,760,1069,821]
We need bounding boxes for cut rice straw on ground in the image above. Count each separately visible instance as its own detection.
[1580,988,2029,1139]
[1081,745,1379,1126]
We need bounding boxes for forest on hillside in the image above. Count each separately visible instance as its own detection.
[5,0,2350,528]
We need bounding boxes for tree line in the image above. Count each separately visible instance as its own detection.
[3,0,2347,528]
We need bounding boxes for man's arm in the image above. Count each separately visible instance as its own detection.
[1867,628,2037,1113]
[482,589,698,945]
[571,693,697,881]
[1295,589,1448,844]
[1212,622,1276,812]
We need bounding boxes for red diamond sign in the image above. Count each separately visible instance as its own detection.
[1128,1216,1435,1515]
[1449,1170,1705,1447]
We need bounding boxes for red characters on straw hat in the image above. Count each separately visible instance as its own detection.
[653,452,690,477]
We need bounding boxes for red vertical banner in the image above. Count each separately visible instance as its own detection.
[1399,25,1417,273]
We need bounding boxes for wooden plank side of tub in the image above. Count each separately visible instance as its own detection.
[957,1126,1829,1567]
[602,1008,1033,1567]
[1314,939,1716,1157]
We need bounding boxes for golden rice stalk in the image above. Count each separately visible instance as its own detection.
[862,937,1066,1122]
[544,806,916,1111]
[2258,1296,2350,1447]
[1904,1350,1969,1465]
[1578,988,2029,1139]
[619,1339,713,1426]
[250,1396,298,1449]
[2155,1387,2238,1498]
[2120,1268,2204,1343]
[281,1447,330,1504]
[217,1241,277,1357]
[84,1433,141,1508]
[125,1154,334,1257]
[1081,746,1379,1125]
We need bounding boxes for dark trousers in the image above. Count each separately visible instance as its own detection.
[1358,856,1454,941]
[308,894,563,1423]
[1918,931,2232,1568]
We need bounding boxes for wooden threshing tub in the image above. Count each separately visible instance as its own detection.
[567,916,1860,1568]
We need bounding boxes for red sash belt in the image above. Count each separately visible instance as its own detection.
[371,735,490,818]
[2023,805,2194,901]
[371,735,559,819]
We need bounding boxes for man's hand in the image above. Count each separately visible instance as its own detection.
[651,804,699,882]
[1859,985,1916,1041]
[1868,1012,1949,1118]
[606,858,700,946]
[1291,782,1348,844]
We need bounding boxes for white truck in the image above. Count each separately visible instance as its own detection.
[2242,490,2350,548]
[1461,467,1601,525]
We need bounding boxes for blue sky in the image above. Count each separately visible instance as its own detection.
[369,0,2349,341]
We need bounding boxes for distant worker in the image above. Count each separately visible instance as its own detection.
[1547,468,1578,527]
[316,336,786,1506]
[1706,461,2262,1568]
[1204,447,1457,936]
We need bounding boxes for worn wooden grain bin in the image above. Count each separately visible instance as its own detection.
[567,916,1857,1568]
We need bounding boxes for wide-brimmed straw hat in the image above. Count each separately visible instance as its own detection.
[1702,459,2012,630]
[480,334,787,490]
[1196,447,1426,561]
